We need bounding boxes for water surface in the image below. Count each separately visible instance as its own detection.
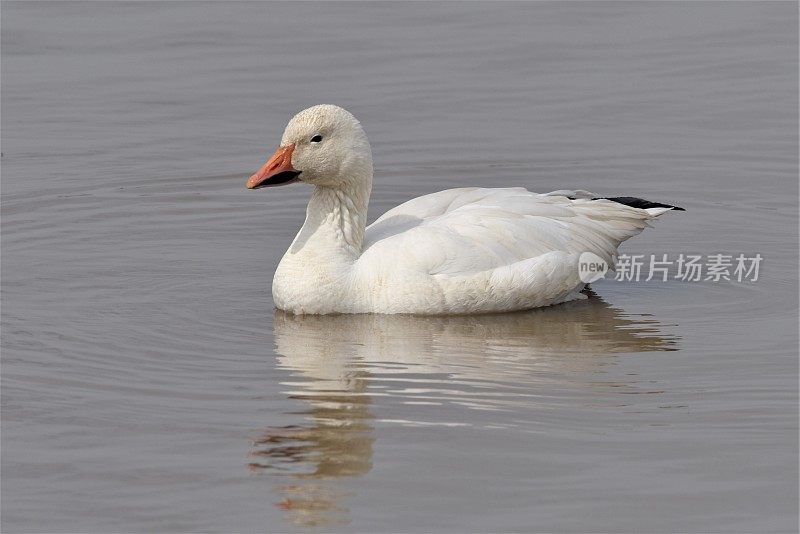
[2,2,798,532]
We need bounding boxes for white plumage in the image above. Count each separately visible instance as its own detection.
[247,105,679,315]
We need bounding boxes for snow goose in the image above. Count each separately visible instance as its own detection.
[246,104,683,315]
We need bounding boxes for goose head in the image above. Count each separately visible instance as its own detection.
[246,105,373,190]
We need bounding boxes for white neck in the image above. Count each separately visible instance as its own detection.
[289,177,372,260]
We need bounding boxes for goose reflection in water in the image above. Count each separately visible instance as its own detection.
[249,292,677,527]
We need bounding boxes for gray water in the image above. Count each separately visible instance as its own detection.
[2,2,798,532]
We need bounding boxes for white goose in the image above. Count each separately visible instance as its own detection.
[246,105,683,315]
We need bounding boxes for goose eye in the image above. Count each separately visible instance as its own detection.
[310,135,323,143]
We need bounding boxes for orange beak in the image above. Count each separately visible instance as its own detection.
[246,144,301,189]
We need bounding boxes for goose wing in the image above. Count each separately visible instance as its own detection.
[361,187,668,276]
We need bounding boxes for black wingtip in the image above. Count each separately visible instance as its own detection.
[594,196,685,212]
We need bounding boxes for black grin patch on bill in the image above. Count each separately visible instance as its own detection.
[251,171,302,189]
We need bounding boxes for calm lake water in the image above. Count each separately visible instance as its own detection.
[2,2,798,532]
